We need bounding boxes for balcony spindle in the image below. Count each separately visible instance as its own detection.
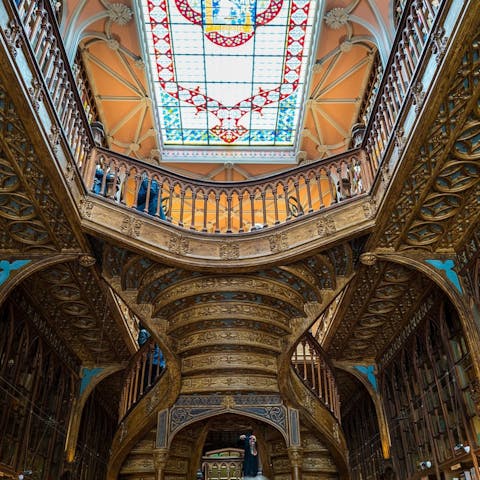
[261,192,267,227]
[178,187,186,226]
[305,177,313,213]
[273,189,279,224]
[211,193,218,233]
[250,193,255,228]
[166,183,174,221]
[190,189,197,229]
[227,194,233,233]
[284,184,291,220]
[202,192,208,232]
[238,191,244,232]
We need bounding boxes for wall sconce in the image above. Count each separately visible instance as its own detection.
[454,443,471,454]
[419,460,432,470]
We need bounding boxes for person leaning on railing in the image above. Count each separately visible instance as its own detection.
[137,325,165,391]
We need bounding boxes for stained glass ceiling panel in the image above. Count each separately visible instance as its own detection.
[139,0,319,162]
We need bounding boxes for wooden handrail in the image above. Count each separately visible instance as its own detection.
[362,0,445,170]
[292,331,341,422]
[86,147,371,234]
[118,337,165,420]
[13,0,94,170]
[10,0,447,234]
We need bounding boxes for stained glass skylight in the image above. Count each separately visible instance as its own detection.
[138,0,320,162]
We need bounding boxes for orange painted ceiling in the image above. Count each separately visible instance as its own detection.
[62,0,396,181]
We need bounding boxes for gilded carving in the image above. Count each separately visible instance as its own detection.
[394,126,406,153]
[411,81,425,114]
[172,303,289,325]
[363,198,377,220]
[219,241,240,259]
[287,446,304,467]
[49,125,61,153]
[432,26,448,63]
[168,234,190,254]
[121,215,142,238]
[359,252,377,266]
[28,78,43,112]
[379,33,480,251]
[153,448,169,469]
[316,217,336,237]
[182,353,276,372]
[3,19,23,57]
[176,330,281,352]
[79,255,96,267]
[155,275,303,312]
[181,375,278,393]
[269,233,288,253]
[79,196,94,218]
[65,160,75,187]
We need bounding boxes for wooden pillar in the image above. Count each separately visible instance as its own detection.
[153,448,169,480]
[287,446,303,480]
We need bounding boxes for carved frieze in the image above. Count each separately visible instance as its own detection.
[219,241,240,259]
[154,275,305,312]
[316,217,336,237]
[176,329,281,353]
[121,215,142,238]
[168,234,190,255]
[182,352,277,373]
[171,302,290,325]
[269,232,288,253]
[181,375,278,394]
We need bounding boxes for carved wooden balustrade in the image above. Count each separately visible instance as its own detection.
[364,0,444,170]
[118,337,164,420]
[85,147,371,234]
[292,332,340,421]
[13,0,93,169]
[7,0,448,234]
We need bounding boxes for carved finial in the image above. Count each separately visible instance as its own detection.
[360,252,377,266]
[79,255,96,267]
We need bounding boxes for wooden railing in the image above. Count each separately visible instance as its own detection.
[118,338,164,420]
[292,332,340,421]
[13,0,93,170]
[9,0,447,234]
[85,147,371,234]
[363,0,444,170]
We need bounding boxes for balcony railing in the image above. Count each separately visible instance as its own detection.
[8,0,447,234]
[13,0,93,170]
[85,147,371,234]
[118,337,165,420]
[363,0,444,170]
[292,332,340,421]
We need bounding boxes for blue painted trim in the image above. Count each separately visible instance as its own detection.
[425,259,463,294]
[354,365,377,391]
[0,260,31,286]
[80,367,104,395]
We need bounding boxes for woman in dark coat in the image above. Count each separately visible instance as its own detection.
[239,430,258,477]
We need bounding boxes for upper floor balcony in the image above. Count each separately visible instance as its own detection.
[0,0,460,238]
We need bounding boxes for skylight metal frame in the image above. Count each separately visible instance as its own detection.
[135,0,323,163]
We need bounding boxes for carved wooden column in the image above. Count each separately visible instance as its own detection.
[153,448,169,480]
[287,446,303,480]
